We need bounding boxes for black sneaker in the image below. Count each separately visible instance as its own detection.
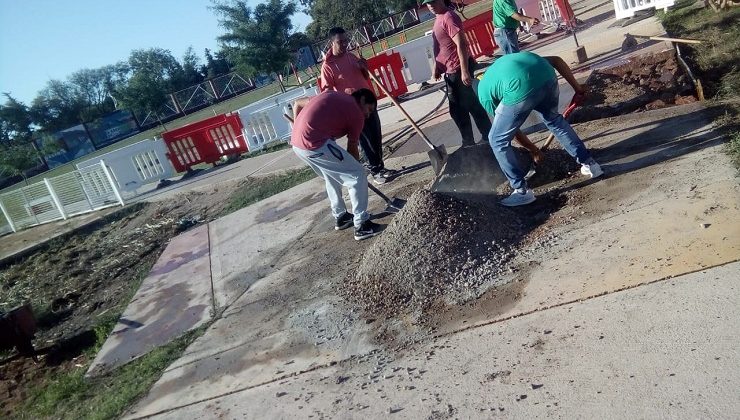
[354,220,382,241]
[335,212,354,231]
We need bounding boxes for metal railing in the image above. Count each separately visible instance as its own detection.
[0,162,124,234]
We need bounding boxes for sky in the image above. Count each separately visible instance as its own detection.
[0,0,312,105]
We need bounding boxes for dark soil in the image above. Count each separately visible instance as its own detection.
[571,50,697,123]
[0,187,238,417]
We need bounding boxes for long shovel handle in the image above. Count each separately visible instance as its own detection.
[366,72,441,154]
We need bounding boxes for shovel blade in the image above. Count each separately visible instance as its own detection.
[427,144,448,175]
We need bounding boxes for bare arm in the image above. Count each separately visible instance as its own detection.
[511,12,539,26]
[292,98,310,120]
[452,32,472,86]
[514,130,544,164]
[545,56,586,94]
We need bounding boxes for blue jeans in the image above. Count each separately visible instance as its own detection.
[494,27,520,54]
[488,79,592,190]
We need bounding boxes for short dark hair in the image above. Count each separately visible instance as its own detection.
[328,27,346,38]
[351,88,377,106]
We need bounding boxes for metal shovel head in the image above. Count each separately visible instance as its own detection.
[427,144,448,175]
[430,143,509,195]
[367,183,406,214]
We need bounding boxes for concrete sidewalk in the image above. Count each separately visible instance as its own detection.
[134,261,740,419]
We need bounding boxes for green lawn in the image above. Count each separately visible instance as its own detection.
[3,2,492,194]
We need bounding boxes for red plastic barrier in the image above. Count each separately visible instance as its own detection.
[317,51,408,99]
[463,10,497,59]
[366,51,409,99]
[162,113,247,172]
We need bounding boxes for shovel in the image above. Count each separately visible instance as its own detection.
[367,72,448,175]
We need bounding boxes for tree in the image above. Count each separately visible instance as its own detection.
[387,0,419,14]
[305,0,389,40]
[202,48,232,79]
[114,48,184,114]
[0,94,34,146]
[212,0,302,78]
[0,95,42,182]
[179,46,206,87]
[30,79,88,132]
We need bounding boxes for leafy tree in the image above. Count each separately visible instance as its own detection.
[179,46,206,87]
[30,79,88,132]
[202,48,232,79]
[387,0,420,13]
[114,48,184,114]
[0,94,34,145]
[0,143,41,182]
[305,0,389,40]
[212,0,303,78]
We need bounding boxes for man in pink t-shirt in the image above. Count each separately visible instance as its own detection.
[320,27,392,185]
[424,0,491,147]
[291,89,382,241]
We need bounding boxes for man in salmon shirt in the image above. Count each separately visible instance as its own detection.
[423,0,492,147]
[320,27,392,186]
[291,89,383,241]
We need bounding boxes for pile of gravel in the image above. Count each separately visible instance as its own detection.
[344,189,529,318]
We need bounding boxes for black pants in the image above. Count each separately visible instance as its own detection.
[444,60,492,146]
[359,109,384,174]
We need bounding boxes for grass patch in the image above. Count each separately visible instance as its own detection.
[660,4,740,168]
[220,167,317,217]
[242,141,291,159]
[21,326,207,420]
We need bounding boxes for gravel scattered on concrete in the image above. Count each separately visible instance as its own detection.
[344,189,529,318]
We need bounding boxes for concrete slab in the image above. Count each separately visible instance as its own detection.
[87,224,213,376]
[208,177,331,308]
[139,261,740,419]
[125,102,740,418]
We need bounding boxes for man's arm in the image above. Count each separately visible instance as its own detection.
[319,63,336,92]
[451,32,472,86]
[510,12,539,26]
[544,56,587,95]
[514,130,544,164]
[292,98,310,120]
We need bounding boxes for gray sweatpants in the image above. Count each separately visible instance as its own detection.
[293,140,369,228]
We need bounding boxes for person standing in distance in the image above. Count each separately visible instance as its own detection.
[493,0,540,54]
[291,89,383,241]
[320,27,392,185]
[422,0,492,147]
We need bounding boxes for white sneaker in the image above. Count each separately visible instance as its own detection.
[500,189,536,207]
[580,161,604,178]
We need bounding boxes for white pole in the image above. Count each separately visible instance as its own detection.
[0,198,17,233]
[44,178,67,220]
[99,160,125,206]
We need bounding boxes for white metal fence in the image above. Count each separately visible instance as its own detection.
[0,162,124,234]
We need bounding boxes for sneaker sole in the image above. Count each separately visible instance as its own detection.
[500,196,536,207]
[354,231,381,241]
[335,223,353,231]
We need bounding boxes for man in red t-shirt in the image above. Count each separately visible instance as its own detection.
[423,0,492,147]
[291,89,382,241]
[321,27,391,185]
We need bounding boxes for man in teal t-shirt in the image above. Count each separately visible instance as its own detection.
[478,51,603,207]
[492,0,539,54]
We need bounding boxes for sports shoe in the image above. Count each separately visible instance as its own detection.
[354,220,382,241]
[500,189,536,207]
[335,212,354,231]
[371,172,387,185]
[580,160,604,178]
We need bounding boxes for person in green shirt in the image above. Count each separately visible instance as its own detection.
[477,51,603,207]
[493,0,540,54]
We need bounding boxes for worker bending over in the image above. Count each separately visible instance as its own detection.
[291,89,383,241]
[477,51,603,207]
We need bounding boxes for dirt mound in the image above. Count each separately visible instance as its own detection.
[571,50,696,123]
[344,189,530,318]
